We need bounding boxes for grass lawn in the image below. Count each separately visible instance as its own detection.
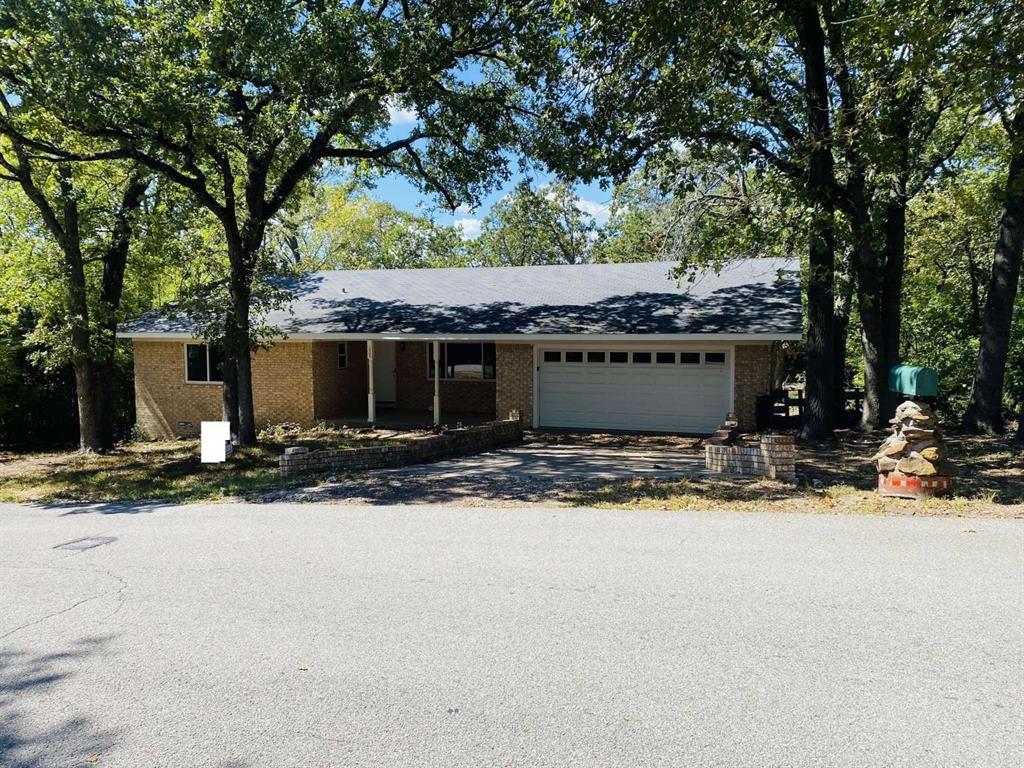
[566,431,1024,517]
[0,426,389,504]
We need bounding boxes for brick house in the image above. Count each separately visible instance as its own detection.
[122,259,800,438]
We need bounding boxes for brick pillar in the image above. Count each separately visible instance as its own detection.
[496,344,534,425]
[733,344,773,431]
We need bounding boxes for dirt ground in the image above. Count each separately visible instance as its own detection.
[552,429,1023,517]
[263,429,1023,516]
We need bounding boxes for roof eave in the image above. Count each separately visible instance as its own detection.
[121,330,802,342]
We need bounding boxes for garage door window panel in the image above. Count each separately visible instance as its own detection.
[538,346,730,433]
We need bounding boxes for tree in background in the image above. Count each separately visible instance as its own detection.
[902,132,1022,421]
[270,185,468,270]
[471,181,597,266]
[3,0,560,445]
[0,105,152,450]
[594,153,804,268]
[0,152,194,449]
[963,105,1024,434]
[540,0,1007,437]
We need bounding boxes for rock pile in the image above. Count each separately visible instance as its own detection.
[872,400,953,497]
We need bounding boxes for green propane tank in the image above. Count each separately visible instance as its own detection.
[888,364,938,398]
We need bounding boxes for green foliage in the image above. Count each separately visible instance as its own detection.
[0,166,190,446]
[270,186,469,270]
[594,152,807,275]
[903,151,1024,416]
[0,165,183,364]
[0,314,79,448]
[3,0,562,228]
[471,180,597,266]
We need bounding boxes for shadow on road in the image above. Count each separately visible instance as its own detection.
[0,635,119,767]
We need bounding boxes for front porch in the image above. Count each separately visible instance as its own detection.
[313,339,527,428]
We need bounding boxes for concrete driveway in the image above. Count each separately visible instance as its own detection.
[273,439,708,504]
[1,502,1021,767]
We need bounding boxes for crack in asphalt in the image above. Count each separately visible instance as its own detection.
[0,563,130,642]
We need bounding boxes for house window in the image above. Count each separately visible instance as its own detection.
[609,351,629,363]
[337,342,348,369]
[632,352,652,364]
[587,351,606,363]
[564,351,584,363]
[428,343,496,380]
[543,351,561,362]
[656,352,675,364]
[705,352,726,365]
[680,352,701,364]
[185,343,224,383]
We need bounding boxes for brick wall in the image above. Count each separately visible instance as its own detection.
[134,341,223,439]
[280,419,523,476]
[251,343,315,427]
[395,341,496,416]
[496,343,534,424]
[705,434,795,481]
[134,339,316,439]
[734,344,772,431]
[312,340,368,420]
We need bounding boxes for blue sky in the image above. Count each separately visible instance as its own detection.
[360,103,614,238]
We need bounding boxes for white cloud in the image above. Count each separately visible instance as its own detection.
[575,197,610,225]
[386,98,418,126]
[455,203,473,214]
[539,183,611,225]
[454,217,482,239]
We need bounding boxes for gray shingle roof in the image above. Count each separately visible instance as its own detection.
[122,257,801,337]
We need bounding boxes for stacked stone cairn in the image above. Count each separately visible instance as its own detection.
[872,399,953,498]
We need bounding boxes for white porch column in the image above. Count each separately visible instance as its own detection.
[432,339,441,426]
[366,339,376,424]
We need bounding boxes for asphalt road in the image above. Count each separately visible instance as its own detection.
[1,501,1021,768]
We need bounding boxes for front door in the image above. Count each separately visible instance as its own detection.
[373,341,397,404]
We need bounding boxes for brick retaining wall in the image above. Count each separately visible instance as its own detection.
[280,419,523,476]
[705,435,795,482]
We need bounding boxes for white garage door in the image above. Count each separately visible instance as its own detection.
[538,349,731,433]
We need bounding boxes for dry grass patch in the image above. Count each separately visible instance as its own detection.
[0,425,387,504]
[566,431,1024,518]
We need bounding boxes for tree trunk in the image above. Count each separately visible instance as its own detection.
[221,352,240,445]
[95,174,148,449]
[857,249,887,432]
[72,359,103,452]
[55,169,103,452]
[793,0,837,440]
[879,195,907,421]
[833,252,856,424]
[228,271,257,446]
[963,106,1024,434]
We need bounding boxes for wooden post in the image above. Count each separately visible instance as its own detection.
[432,339,441,426]
[367,339,376,424]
